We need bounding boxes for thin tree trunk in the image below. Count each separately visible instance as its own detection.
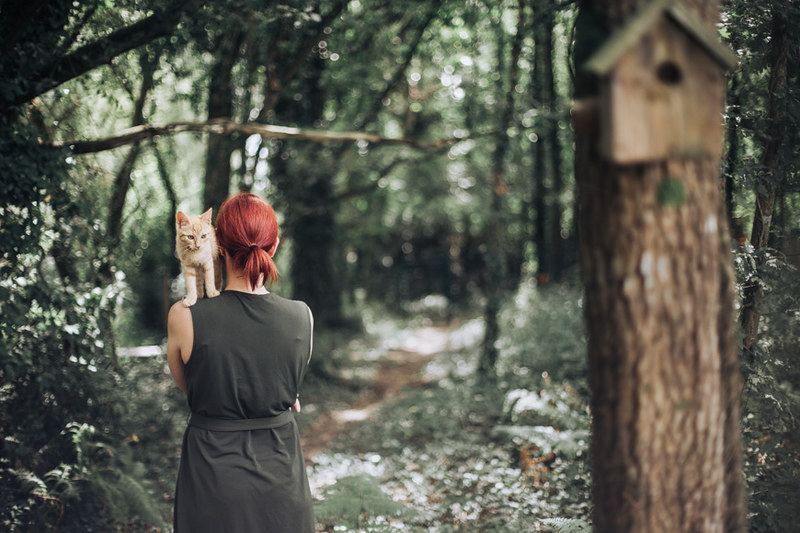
[204,30,245,215]
[543,7,565,280]
[100,52,157,370]
[532,0,549,282]
[531,0,564,284]
[272,5,432,328]
[740,4,788,356]
[479,0,525,381]
[106,53,156,249]
[154,144,181,320]
[574,1,745,530]
[259,2,349,122]
[273,54,344,327]
[724,73,740,230]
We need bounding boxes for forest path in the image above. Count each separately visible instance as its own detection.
[301,325,453,463]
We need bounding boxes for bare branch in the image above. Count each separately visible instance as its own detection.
[45,118,461,154]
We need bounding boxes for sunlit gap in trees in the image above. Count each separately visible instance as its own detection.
[237,133,271,192]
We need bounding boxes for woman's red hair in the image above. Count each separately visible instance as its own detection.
[215,193,279,289]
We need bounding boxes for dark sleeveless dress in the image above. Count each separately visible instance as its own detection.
[174,290,315,532]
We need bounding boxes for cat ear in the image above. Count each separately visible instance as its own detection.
[201,208,213,223]
[176,211,190,227]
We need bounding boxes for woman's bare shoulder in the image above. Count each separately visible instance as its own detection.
[168,301,193,330]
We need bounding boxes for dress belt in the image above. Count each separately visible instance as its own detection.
[189,410,294,431]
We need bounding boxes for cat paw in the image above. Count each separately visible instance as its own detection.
[182,295,197,307]
[207,288,220,298]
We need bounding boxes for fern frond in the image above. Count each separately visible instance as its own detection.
[541,517,592,533]
[8,468,49,498]
[44,463,82,501]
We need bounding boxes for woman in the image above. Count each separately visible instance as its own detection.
[167,192,315,532]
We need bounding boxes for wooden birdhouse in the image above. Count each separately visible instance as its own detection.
[581,0,738,164]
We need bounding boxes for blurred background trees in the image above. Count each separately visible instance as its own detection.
[0,0,797,530]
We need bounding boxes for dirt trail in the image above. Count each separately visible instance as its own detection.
[301,326,452,463]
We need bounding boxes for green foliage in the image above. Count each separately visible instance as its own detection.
[541,517,592,533]
[2,423,163,531]
[497,277,587,385]
[724,0,800,226]
[71,426,163,528]
[0,126,68,262]
[0,192,165,530]
[734,245,800,533]
[315,474,414,529]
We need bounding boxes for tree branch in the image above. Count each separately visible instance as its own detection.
[9,0,190,107]
[46,118,460,154]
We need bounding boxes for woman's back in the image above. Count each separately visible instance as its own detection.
[174,290,315,533]
[186,291,311,419]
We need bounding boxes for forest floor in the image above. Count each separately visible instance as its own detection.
[294,310,591,533]
[300,324,451,462]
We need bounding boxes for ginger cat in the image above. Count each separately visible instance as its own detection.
[176,208,222,307]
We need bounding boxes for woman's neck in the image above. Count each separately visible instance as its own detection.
[222,255,268,294]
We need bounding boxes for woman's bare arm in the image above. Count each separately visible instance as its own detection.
[166,302,193,394]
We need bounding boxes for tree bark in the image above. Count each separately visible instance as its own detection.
[739,4,788,356]
[574,1,745,531]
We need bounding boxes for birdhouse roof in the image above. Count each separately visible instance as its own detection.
[583,0,738,75]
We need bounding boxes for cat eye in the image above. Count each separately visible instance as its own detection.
[200,234,207,239]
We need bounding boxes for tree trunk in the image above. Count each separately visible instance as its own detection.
[288,164,342,328]
[154,144,181,321]
[543,7,565,281]
[531,0,549,282]
[723,72,740,231]
[99,52,157,370]
[531,0,564,285]
[479,0,524,381]
[740,4,788,356]
[203,30,245,215]
[272,51,344,327]
[106,51,156,250]
[574,1,745,531]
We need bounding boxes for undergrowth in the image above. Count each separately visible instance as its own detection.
[12,261,795,531]
[735,247,800,533]
[307,287,592,532]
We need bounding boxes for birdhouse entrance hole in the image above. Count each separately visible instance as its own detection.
[656,61,682,85]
